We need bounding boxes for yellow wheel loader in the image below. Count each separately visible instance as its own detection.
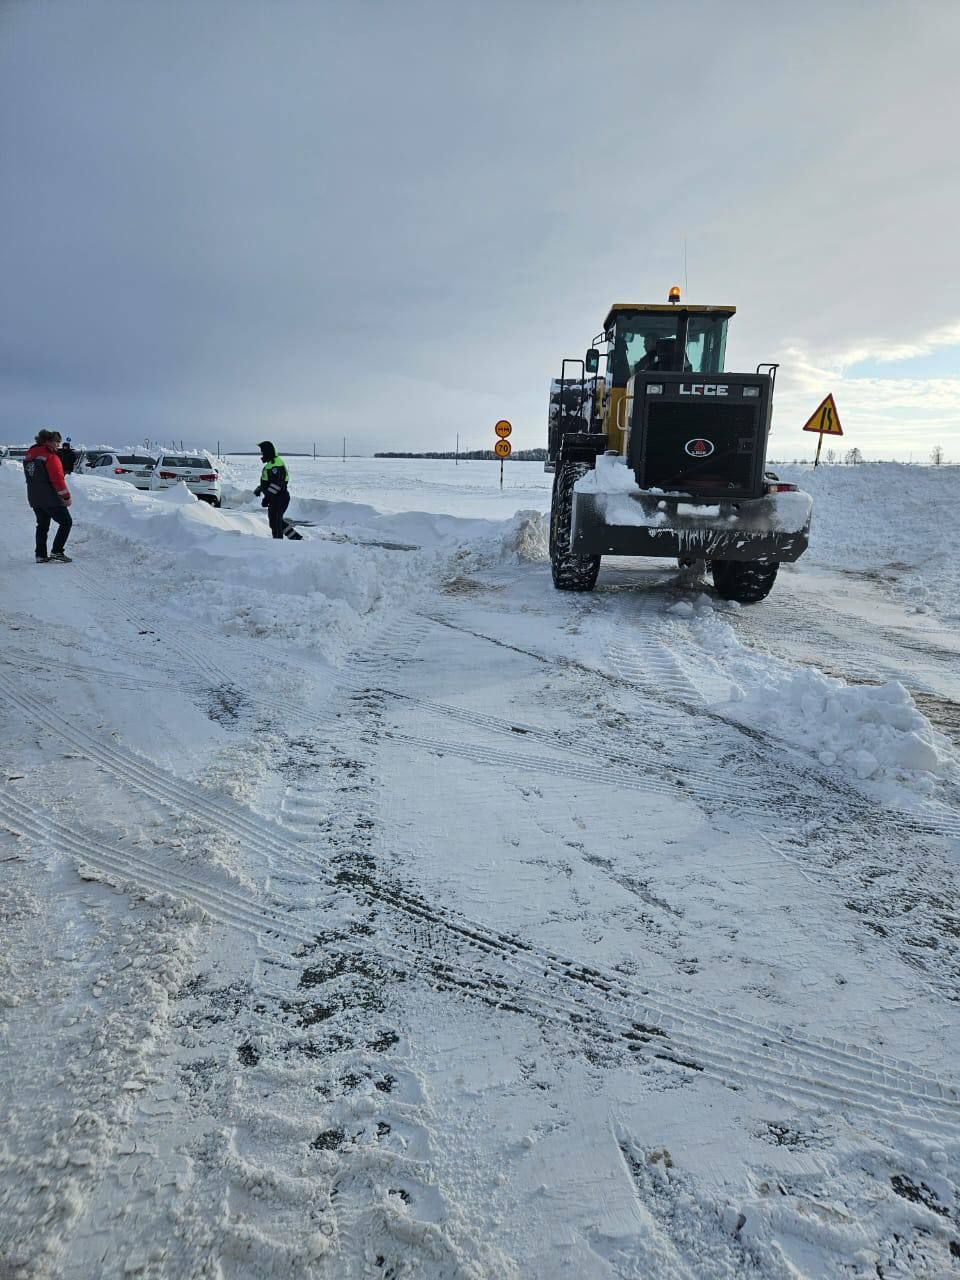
[546,290,813,603]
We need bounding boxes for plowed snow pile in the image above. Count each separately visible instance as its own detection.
[728,657,955,789]
[670,601,959,793]
[27,471,544,661]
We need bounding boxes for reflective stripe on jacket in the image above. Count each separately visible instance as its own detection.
[24,444,70,507]
[260,455,289,499]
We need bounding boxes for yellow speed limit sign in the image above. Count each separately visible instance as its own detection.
[494,439,512,458]
[495,420,512,439]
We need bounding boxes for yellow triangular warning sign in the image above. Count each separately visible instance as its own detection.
[802,393,843,436]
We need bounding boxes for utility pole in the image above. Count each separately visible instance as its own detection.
[455,433,459,465]
[342,436,346,463]
[313,442,316,460]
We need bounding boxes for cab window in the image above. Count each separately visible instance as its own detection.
[612,317,683,383]
[685,315,728,374]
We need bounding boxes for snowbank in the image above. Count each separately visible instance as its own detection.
[1,468,546,660]
[218,455,553,522]
[691,606,958,793]
[777,462,960,623]
[216,456,960,628]
[221,482,511,551]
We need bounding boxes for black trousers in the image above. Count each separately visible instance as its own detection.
[266,493,290,539]
[32,503,72,557]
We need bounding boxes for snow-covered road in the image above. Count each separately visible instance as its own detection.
[2,460,959,1278]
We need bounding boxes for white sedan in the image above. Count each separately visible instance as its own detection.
[81,452,157,489]
[148,454,222,506]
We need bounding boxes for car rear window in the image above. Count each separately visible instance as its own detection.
[161,456,210,468]
[8,449,28,458]
[117,455,155,465]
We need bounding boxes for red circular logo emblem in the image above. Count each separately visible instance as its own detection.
[684,438,715,457]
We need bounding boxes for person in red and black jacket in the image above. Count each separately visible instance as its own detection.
[23,429,73,563]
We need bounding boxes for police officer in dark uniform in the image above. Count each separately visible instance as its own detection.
[254,441,291,539]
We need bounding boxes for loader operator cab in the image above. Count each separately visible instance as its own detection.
[607,308,731,383]
[597,303,734,452]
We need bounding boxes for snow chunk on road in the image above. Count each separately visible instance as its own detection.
[727,666,955,789]
[502,509,548,562]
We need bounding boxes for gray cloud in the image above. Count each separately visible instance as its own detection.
[3,1,959,456]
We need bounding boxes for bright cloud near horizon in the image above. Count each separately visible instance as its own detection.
[2,1,959,462]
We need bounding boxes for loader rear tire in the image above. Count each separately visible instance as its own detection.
[550,462,600,592]
[711,559,779,603]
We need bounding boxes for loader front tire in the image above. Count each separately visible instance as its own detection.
[550,462,600,592]
[711,559,779,603]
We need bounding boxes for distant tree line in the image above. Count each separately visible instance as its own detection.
[375,448,549,461]
[769,447,951,466]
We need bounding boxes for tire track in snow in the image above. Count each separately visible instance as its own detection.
[18,579,511,1276]
[605,628,711,706]
[0,787,314,950]
[390,623,960,841]
[0,670,315,860]
[733,588,960,692]
[70,563,960,842]
[13,575,960,1007]
[9,620,960,852]
[12,689,960,1138]
[7,771,959,1140]
[28,570,960,1121]
[11,582,960,1020]
[24,577,783,817]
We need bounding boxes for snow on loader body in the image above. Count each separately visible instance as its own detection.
[547,291,813,603]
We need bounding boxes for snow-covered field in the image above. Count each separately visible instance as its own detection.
[2,457,959,1278]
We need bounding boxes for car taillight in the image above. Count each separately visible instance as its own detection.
[159,471,177,479]
[114,467,129,474]
[199,472,217,481]
[766,482,798,493]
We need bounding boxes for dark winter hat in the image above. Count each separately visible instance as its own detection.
[257,440,276,456]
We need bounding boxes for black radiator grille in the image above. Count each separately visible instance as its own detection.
[642,402,759,496]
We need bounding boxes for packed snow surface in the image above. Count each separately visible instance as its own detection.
[2,457,959,1279]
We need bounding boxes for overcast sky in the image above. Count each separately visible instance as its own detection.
[2,1,959,459]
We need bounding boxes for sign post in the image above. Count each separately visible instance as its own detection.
[494,420,512,488]
[802,394,843,466]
